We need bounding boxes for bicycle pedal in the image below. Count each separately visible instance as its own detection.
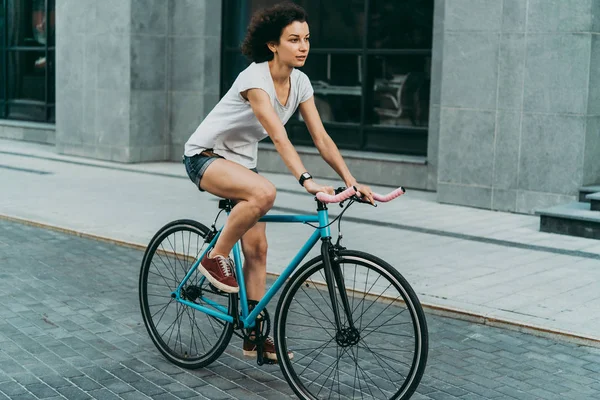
[208,282,227,294]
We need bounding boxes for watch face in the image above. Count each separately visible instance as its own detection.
[302,173,310,179]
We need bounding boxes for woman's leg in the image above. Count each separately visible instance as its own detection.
[199,158,276,260]
[240,222,267,301]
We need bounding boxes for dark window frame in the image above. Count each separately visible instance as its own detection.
[1,0,55,123]
[220,0,432,156]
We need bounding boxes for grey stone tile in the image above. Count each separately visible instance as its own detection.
[583,116,600,185]
[56,38,84,92]
[131,36,167,90]
[84,35,99,92]
[438,108,495,186]
[57,0,96,35]
[83,90,96,145]
[169,37,205,91]
[22,128,54,145]
[523,33,591,114]
[204,0,222,37]
[498,33,525,110]
[492,189,517,212]
[445,0,502,32]
[437,182,493,209]
[519,113,585,194]
[168,0,206,37]
[169,92,204,145]
[594,0,600,33]
[130,90,168,148]
[527,0,593,33]
[204,37,222,95]
[95,90,130,148]
[96,0,131,35]
[588,35,600,115]
[140,145,169,161]
[131,0,167,35]
[502,0,527,32]
[96,35,131,91]
[493,111,520,189]
[441,32,498,109]
[516,190,576,214]
[56,89,85,146]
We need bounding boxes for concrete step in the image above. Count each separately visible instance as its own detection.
[579,185,600,202]
[536,201,600,240]
[587,192,600,211]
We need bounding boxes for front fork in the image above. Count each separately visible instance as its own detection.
[321,239,356,331]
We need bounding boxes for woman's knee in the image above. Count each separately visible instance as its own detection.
[251,182,276,214]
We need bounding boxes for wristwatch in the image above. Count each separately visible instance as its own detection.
[298,172,312,187]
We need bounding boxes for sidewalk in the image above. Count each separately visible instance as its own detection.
[2,138,599,346]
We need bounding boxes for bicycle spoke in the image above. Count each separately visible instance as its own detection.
[292,296,336,341]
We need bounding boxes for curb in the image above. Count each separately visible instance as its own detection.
[2,213,599,349]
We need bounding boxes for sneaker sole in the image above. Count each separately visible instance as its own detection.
[197,264,239,294]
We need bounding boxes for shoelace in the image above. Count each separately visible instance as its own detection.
[215,256,233,277]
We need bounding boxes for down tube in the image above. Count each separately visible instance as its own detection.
[245,228,322,326]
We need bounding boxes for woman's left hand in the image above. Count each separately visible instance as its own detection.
[353,183,375,205]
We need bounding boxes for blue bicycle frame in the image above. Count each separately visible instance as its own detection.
[173,207,332,329]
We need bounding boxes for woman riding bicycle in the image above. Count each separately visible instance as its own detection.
[183,2,374,361]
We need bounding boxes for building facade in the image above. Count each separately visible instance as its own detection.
[1,0,599,214]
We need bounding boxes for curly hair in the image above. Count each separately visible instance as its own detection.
[241,2,308,63]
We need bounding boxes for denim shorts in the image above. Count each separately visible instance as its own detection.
[183,149,258,191]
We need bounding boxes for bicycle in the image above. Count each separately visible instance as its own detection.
[139,186,428,400]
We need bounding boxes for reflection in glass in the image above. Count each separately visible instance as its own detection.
[367,55,430,127]
[301,53,362,123]
[8,50,46,100]
[4,0,55,121]
[8,0,55,46]
[369,0,433,49]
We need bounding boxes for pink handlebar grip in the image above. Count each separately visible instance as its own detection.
[372,187,405,202]
[315,186,405,204]
[316,187,357,203]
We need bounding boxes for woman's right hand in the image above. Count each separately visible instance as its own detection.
[303,179,334,196]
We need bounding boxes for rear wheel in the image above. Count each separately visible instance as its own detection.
[275,250,428,399]
[139,219,234,369]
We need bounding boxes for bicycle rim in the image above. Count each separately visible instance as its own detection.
[139,220,234,369]
[275,250,428,400]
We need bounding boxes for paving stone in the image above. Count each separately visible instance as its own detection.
[87,388,123,400]
[69,375,103,391]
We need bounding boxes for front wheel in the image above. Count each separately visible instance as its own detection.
[139,219,234,369]
[274,250,428,400]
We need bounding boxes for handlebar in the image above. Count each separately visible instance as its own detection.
[315,186,405,204]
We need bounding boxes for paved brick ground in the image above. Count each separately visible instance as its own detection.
[1,219,599,399]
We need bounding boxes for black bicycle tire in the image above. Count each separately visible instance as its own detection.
[139,219,234,369]
[274,250,428,400]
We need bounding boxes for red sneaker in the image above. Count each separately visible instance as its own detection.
[243,335,294,362]
[198,251,239,293]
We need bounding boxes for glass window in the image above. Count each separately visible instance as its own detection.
[366,54,431,127]
[302,53,362,123]
[295,0,365,49]
[368,0,433,49]
[221,0,433,156]
[2,0,54,122]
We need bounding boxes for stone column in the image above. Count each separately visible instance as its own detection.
[55,0,221,163]
[436,0,600,213]
[167,0,222,161]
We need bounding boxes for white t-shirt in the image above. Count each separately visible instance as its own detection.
[184,61,314,168]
